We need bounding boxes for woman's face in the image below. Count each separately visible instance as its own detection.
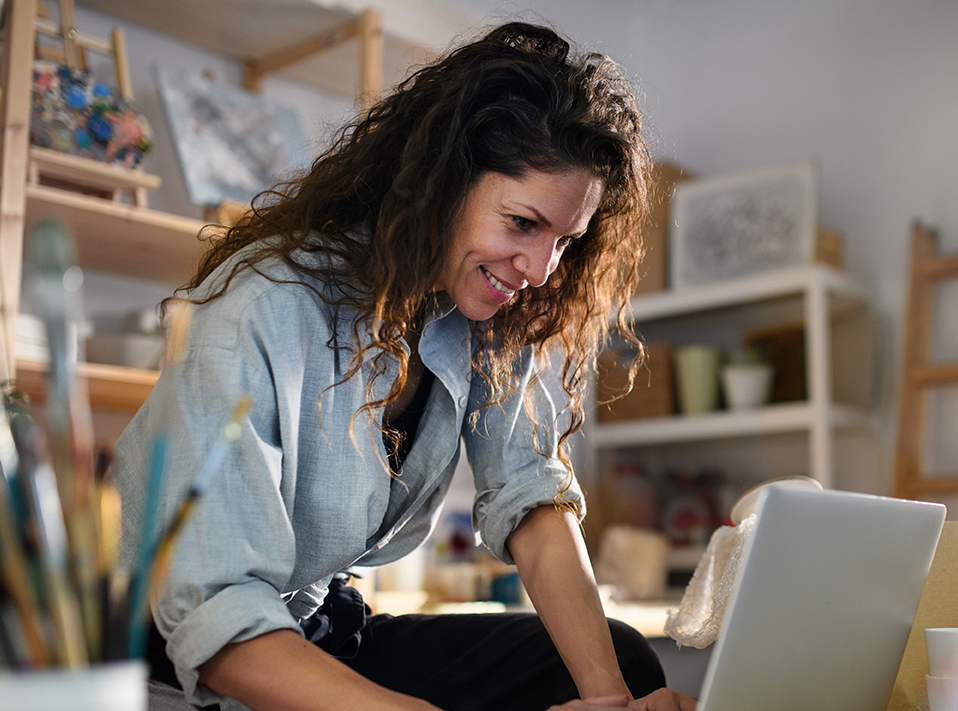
[435,167,604,322]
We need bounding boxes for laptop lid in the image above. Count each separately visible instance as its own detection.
[697,486,945,711]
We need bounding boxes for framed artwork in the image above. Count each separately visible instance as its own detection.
[671,161,820,288]
[153,65,311,208]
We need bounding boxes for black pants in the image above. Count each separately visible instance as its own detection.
[345,612,666,711]
[148,612,665,711]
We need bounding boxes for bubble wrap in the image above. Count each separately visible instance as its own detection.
[664,513,757,649]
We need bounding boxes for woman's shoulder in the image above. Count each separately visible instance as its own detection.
[195,234,365,300]
[185,252,310,330]
[185,239,371,353]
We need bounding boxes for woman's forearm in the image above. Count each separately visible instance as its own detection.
[198,628,441,711]
[508,505,631,700]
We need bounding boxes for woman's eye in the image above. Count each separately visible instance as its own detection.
[512,216,536,231]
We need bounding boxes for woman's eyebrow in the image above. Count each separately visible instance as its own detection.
[514,203,552,228]
[514,203,587,237]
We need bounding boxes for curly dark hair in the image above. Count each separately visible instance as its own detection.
[175,22,652,501]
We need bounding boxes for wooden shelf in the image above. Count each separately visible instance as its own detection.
[25,183,207,283]
[592,402,876,448]
[76,0,483,98]
[30,146,162,193]
[16,358,158,412]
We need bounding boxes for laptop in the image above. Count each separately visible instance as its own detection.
[696,485,946,711]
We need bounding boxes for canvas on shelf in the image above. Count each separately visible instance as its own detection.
[153,65,311,208]
[671,161,819,288]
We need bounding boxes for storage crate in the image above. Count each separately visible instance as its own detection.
[596,343,675,421]
[634,163,694,295]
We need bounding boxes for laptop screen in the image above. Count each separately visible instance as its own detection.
[697,486,944,711]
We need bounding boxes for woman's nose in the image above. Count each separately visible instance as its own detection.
[513,240,560,288]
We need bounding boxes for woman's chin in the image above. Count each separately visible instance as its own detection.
[455,300,503,322]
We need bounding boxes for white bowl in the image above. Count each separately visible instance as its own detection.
[721,362,773,410]
[85,333,164,370]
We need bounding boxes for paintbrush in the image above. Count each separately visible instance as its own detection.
[96,471,124,662]
[26,219,100,662]
[0,410,51,667]
[9,416,87,667]
[0,584,35,667]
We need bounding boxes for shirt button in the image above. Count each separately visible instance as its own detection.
[458,396,467,407]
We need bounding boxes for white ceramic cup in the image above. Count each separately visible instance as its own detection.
[0,661,147,711]
[928,628,958,678]
[927,673,958,711]
[721,362,774,410]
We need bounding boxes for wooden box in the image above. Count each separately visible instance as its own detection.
[743,323,807,403]
[634,162,695,295]
[815,226,845,269]
[596,343,675,421]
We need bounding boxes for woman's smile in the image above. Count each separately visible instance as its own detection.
[481,266,518,302]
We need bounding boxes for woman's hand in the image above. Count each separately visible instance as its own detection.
[548,689,698,711]
[627,688,698,710]
[549,694,631,709]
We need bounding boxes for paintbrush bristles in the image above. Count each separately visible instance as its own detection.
[98,483,122,574]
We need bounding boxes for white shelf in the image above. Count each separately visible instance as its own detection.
[584,265,878,577]
[593,401,876,448]
[624,264,869,323]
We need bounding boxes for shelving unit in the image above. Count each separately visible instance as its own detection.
[587,264,873,487]
[582,264,876,563]
[1,0,482,415]
[0,0,210,392]
[2,0,394,389]
[23,182,205,282]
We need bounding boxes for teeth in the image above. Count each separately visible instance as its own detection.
[483,267,514,294]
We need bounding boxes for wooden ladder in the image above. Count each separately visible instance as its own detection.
[893,222,958,499]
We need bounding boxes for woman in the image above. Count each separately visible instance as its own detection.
[114,21,697,711]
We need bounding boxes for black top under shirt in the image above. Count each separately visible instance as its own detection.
[383,367,436,473]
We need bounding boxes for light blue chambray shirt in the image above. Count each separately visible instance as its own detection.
[113,249,584,706]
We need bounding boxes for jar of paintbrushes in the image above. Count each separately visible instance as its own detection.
[0,221,252,708]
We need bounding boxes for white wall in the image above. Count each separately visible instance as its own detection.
[69,1,958,496]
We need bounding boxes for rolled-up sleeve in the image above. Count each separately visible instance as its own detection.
[464,347,586,564]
